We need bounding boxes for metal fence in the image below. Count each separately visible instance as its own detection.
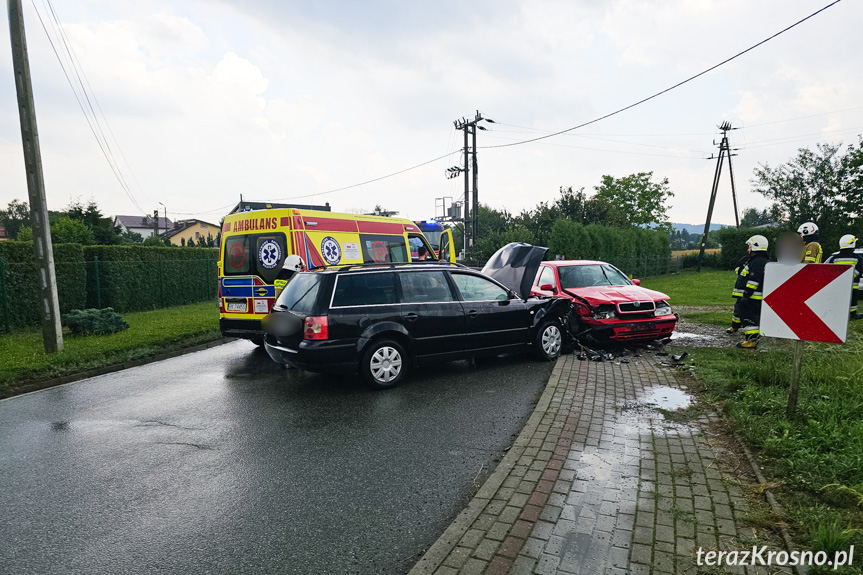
[0,258,218,332]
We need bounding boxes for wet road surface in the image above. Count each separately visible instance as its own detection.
[0,341,553,575]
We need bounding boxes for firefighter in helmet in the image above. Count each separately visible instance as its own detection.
[824,234,862,320]
[798,222,823,263]
[729,235,770,348]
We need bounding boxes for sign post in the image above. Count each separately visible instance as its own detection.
[761,262,854,417]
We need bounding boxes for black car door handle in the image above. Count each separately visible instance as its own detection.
[467,310,478,318]
[405,313,419,321]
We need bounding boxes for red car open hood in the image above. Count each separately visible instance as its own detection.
[563,285,670,307]
[482,243,548,299]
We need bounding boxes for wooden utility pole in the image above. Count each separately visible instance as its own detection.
[8,0,63,352]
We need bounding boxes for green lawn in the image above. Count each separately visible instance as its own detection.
[641,269,732,306]
[652,269,863,570]
[0,301,221,397]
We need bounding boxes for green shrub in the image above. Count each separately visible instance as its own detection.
[62,308,129,335]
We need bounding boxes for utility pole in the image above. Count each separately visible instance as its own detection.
[697,121,740,271]
[8,0,63,353]
[159,201,167,234]
[152,210,159,237]
[448,111,493,259]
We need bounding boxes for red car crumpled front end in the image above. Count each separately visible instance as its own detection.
[530,261,678,344]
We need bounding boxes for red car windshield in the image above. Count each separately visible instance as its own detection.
[558,264,632,289]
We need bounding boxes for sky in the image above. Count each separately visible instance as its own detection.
[1,0,861,228]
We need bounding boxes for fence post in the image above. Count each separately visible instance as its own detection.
[94,256,101,310]
[158,259,165,308]
[0,259,9,333]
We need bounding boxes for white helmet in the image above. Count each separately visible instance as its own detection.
[798,222,818,236]
[282,254,305,272]
[839,234,858,249]
[746,235,768,252]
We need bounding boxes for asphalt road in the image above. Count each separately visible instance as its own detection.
[0,340,553,575]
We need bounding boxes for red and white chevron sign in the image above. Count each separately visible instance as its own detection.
[762,263,855,344]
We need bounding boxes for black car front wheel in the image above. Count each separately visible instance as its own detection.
[534,321,563,361]
[361,339,409,390]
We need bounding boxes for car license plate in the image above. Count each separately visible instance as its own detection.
[226,302,247,312]
[629,322,653,332]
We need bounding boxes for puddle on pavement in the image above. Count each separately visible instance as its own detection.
[644,386,691,410]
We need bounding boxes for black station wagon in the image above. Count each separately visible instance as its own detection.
[262,261,572,389]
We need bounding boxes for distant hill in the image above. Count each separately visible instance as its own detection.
[670,222,729,235]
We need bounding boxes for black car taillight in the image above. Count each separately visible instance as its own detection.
[303,316,329,340]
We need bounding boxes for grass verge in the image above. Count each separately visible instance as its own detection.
[0,301,221,398]
[642,270,731,306]
[649,268,863,572]
[674,327,862,571]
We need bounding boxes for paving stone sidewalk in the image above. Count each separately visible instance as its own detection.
[411,352,789,575]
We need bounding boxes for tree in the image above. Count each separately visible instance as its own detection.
[66,199,122,245]
[0,199,31,240]
[142,235,166,247]
[120,229,144,244]
[18,217,95,244]
[592,172,674,230]
[739,207,772,228]
[751,139,861,230]
[180,238,186,247]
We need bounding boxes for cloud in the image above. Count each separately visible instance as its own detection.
[1,0,861,226]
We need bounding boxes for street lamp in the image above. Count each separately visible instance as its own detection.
[157,202,167,236]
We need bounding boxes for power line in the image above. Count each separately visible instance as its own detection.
[29,0,149,214]
[481,133,707,159]
[480,0,844,150]
[270,150,461,201]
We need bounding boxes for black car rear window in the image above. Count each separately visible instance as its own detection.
[332,273,398,307]
[276,273,323,313]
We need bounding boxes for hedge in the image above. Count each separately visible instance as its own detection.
[548,221,672,278]
[83,246,218,313]
[0,243,219,329]
[0,242,86,328]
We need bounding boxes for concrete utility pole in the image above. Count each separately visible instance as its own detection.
[153,210,159,237]
[448,111,494,258]
[697,121,740,271]
[8,0,63,353]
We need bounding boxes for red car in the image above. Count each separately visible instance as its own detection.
[529,260,677,343]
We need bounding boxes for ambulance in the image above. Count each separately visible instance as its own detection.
[218,207,455,343]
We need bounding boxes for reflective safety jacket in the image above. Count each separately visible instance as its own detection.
[825,248,862,290]
[732,252,769,300]
[803,241,823,263]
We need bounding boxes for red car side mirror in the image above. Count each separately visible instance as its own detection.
[540,283,557,293]
[631,279,641,286]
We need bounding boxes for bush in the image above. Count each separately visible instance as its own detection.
[62,308,129,335]
[548,220,671,277]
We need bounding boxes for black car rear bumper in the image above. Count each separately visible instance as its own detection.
[264,336,357,372]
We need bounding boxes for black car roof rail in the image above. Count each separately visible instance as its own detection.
[324,261,470,273]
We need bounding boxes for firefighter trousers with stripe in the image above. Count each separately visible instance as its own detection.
[734,297,762,339]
